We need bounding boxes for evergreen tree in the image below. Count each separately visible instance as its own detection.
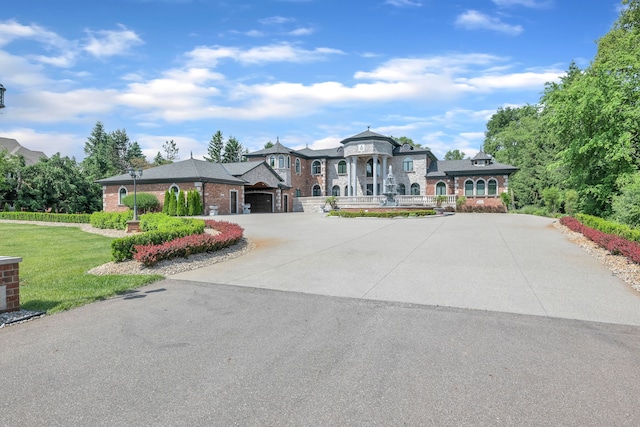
[222,136,245,163]
[204,131,224,163]
[168,192,177,216]
[153,151,168,166]
[162,190,171,214]
[176,190,186,216]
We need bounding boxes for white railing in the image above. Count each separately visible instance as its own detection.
[295,195,458,212]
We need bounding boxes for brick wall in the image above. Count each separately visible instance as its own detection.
[102,182,245,215]
[0,257,22,313]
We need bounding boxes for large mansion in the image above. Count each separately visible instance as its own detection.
[98,129,518,215]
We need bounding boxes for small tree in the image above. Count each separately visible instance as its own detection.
[121,193,160,214]
[176,190,186,216]
[564,189,579,216]
[542,187,561,215]
[612,173,640,227]
[162,190,171,214]
[500,192,511,210]
[168,192,177,216]
[187,189,203,215]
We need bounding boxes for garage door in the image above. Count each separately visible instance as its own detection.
[245,193,273,213]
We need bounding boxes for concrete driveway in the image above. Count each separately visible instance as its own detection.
[174,212,640,326]
[4,213,640,426]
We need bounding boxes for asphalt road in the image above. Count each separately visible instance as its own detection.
[2,213,640,426]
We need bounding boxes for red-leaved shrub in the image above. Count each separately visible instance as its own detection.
[133,220,244,266]
[560,216,640,264]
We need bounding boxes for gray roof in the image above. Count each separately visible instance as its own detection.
[296,147,344,159]
[339,129,401,147]
[96,158,246,185]
[245,141,294,157]
[472,151,493,161]
[427,159,518,178]
[0,137,47,165]
[222,161,283,182]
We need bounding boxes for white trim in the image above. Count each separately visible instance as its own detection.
[118,186,128,205]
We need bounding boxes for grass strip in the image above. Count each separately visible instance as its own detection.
[0,223,162,314]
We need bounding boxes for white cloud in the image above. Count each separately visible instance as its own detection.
[493,0,551,7]
[287,27,315,36]
[1,128,82,159]
[83,24,144,58]
[385,0,422,7]
[455,10,523,35]
[186,43,344,67]
[259,16,295,25]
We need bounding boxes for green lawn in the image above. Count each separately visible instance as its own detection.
[0,223,163,314]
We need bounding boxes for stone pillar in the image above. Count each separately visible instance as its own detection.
[382,156,388,184]
[373,155,378,196]
[0,256,22,313]
[346,156,352,197]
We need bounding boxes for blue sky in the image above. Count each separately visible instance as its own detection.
[0,0,621,162]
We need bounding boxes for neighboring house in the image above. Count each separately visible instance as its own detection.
[98,129,518,215]
[0,137,47,165]
[96,157,284,215]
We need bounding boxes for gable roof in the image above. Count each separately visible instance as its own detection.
[0,137,47,165]
[244,141,294,157]
[222,161,284,182]
[96,158,246,185]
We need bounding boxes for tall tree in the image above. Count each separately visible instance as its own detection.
[125,141,149,169]
[542,2,640,216]
[204,131,224,163]
[222,136,245,163]
[444,149,466,160]
[163,140,179,162]
[0,149,24,209]
[18,154,101,213]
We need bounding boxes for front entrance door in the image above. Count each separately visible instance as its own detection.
[230,191,238,214]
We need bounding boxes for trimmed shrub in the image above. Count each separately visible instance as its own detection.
[162,190,171,214]
[139,213,205,233]
[133,220,244,266]
[0,211,91,223]
[121,193,160,213]
[187,189,203,216]
[560,216,640,264]
[168,193,177,216]
[90,211,133,230]
[176,191,186,216]
[576,213,640,244]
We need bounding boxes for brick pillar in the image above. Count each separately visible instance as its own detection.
[0,256,23,313]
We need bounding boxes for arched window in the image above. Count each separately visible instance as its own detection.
[119,187,128,205]
[295,158,301,174]
[465,180,474,196]
[488,179,498,196]
[403,157,413,172]
[170,185,180,199]
[312,184,322,196]
[312,160,322,175]
[338,160,347,175]
[332,185,340,196]
[436,182,446,195]
[476,179,486,196]
[397,183,406,195]
[344,186,349,196]
[269,155,275,167]
[410,183,420,195]
[278,155,285,168]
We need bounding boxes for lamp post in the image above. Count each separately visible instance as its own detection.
[128,167,143,220]
[0,84,6,109]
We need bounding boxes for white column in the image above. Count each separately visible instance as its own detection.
[346,156,352,197]
[373,155,378,196]
[351,158,356,196]
[382,156,388,184]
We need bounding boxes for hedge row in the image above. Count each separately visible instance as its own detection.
[329,210,436,218]
[575,213,640,244]
[139,213,205,232]
[90,211,134,230]
[133,220,244,266]
[457,204,507,213]
[0,211,91,223]
[560,216,640,264]
[111,221,206,262]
